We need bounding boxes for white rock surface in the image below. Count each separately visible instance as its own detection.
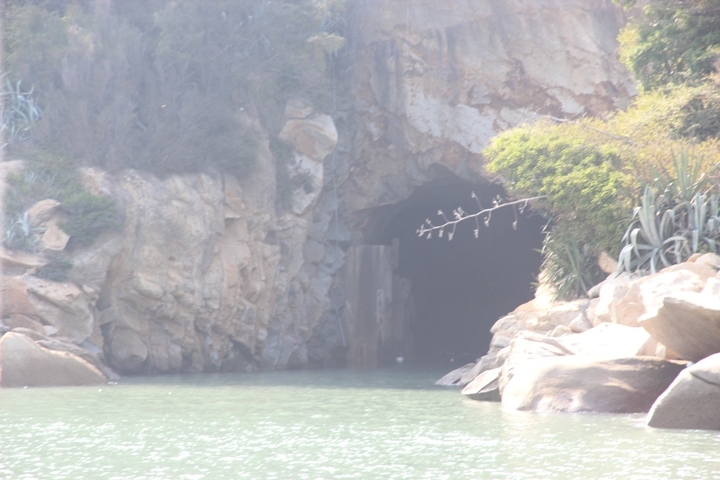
[647,352,720,430]
[0,332,107,387]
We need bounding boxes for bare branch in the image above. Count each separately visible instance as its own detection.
[416,193,547,240]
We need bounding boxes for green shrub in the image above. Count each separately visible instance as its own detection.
[484,124,634,255]
[541,231,605,301]
[3,150,81,218]
[3,212,42,253]
[59,192,123,249]
[34,258,73,282]
[618,0,720,91]
[3,150,123,251]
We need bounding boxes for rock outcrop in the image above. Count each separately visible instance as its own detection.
[638,292,720,363]
[445,254,720,427]
[647,353,720,430]
[348,0,634,214]
[502,356,685,414]
[1,0,635,380]
[0,332,107,387]
[461,367,501,401]
[1,275,95,344]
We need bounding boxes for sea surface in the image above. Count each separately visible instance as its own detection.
[1,368,719,479]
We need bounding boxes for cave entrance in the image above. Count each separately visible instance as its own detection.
[346,177,546,368]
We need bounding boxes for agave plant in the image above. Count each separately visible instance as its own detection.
[3,212,43,253]
[0,76,43,147]
[618,187,720,273]
[650,148,710,205]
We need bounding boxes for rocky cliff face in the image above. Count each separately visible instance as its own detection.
[0,0,636,375]
[348,0,635,212]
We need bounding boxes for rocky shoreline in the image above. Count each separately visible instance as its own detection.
[438,253,720,431]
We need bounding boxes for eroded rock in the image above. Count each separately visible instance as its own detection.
[638,292,720,362]
[0,332,107,387]
[1,275,94,344]
[647,353,720,430]
[461,367,501,402]
[606,269,707,327]
[502,356,685,413]
[435,362,476,387]
[108,328,148,373]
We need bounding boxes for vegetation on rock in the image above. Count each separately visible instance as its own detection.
[2,150,123,251]
[2,0,345,250]
[484,0,720,299]
[2,0,340,175]
[617,0,720,91]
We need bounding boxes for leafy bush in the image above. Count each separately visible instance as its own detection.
[618,0,720,91]
[59,192,123,249]
[3,150,123,251]
[484,123,634,255]
[541,232,605,301]
[612,80,720,143]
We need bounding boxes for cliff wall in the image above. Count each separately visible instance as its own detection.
[1,0,636,374]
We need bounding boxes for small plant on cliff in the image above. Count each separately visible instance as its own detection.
[3,212,42,253]
[0,76,43,147]
[3,150,123,251]
[59,192,124,249]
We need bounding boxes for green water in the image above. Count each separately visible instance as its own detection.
[1,368,719,479]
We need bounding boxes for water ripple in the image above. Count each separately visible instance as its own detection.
[0,369,719,479]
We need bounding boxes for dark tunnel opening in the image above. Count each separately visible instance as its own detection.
[364,177,546,368]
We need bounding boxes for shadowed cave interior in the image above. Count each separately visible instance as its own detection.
[364,178,546,367]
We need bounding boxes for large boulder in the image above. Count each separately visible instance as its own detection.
[461,367,501,401]
[638,292,720,362]
[553,322,655,358]
[498,323,655,394]
[647,352,720,430]
[0,275,95,344]
[108,328,149,373]
[435,362,476,386]
[498,331,571,393]
[600,269,707,327]
[593,272,639,323]
[502,356,685,413]
[0,332,107,387]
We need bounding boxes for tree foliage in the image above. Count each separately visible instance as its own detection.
[618,0,720,90]
[484,124,634,255]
